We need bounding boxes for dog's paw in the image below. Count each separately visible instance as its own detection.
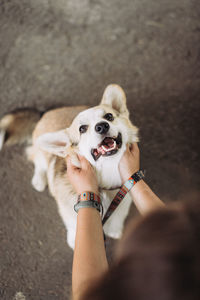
[32,173,47,192]
[67,230,76,250]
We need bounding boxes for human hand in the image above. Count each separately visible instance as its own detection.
[119,143,140,183]
[66,155,99,195]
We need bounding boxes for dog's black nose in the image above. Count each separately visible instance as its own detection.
[95,122,110,134]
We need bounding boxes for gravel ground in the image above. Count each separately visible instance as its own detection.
[0,0,200,299]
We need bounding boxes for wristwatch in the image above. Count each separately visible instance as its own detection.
[74,192,103,215]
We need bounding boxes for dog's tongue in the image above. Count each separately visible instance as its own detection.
[98,137,115,154]
[101,137,114,149]
[92,137,118,160]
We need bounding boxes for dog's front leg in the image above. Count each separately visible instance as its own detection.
[28,148,48,192]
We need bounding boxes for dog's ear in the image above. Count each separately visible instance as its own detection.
[36,129,71,157]
[100,84,129,117]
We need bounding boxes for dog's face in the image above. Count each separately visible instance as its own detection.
[76,106,124,164]
[37,84,138,189]
[70,105,137,167]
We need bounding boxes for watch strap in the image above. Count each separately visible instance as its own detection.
[74,192,103,215]
[74,200,102,213]
[124,169,145,191]
[130,169,145,183]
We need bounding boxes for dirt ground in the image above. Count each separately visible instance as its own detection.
[0,0,200,299]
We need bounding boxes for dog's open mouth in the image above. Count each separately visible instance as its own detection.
[91,133,122,161]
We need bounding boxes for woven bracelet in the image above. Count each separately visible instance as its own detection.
[74,192,103,216]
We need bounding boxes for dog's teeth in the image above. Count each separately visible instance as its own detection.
[108,141,116,151]
[102,141,117,152]
[110,141,116,151]
[102,145,108,152]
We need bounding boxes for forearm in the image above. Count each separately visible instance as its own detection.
[130,180,164,215]
[72,208,108,300]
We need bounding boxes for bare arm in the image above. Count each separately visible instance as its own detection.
[66,156,108,300]
[72,207,108,300]
[119,144,164,215]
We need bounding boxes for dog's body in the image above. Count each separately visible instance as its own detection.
[0,85,138,249]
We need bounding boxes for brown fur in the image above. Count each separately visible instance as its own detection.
[0,109,41,146]
[0,85,138,249]
[32,106,88,142]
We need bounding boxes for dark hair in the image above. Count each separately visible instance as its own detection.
[83,197,200,300]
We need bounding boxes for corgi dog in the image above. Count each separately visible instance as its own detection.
[0,84,138,249]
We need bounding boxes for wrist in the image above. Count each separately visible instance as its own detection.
[123,170,145,191]
[132,179,147,191]
[131,178,145,189]
[74,192,103,215]
[130,179,147,196]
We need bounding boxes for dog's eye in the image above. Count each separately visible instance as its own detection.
[79,125,88,134]
[103,113,114,121]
